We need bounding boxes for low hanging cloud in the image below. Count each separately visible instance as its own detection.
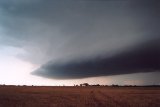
[0,0,159,79]
[32,39,160,79]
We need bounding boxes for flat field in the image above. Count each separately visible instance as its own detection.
[0,86,159,107]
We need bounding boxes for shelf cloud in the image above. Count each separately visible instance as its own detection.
[32,39,160,79]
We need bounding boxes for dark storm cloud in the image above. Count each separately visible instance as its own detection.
[32,39,160,79]
[0,0,159,79]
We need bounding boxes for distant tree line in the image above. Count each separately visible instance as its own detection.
[74,83,160,87]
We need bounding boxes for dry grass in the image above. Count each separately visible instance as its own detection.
[0,86,159,107]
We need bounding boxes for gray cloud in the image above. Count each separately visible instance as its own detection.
[0,0,159,79]
[32,39,160,79]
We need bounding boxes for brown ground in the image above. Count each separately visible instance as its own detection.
[0,86,159,107]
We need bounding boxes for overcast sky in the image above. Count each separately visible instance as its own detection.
[0,0,160,85]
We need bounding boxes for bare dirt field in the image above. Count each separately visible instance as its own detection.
[0,86,159,107]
